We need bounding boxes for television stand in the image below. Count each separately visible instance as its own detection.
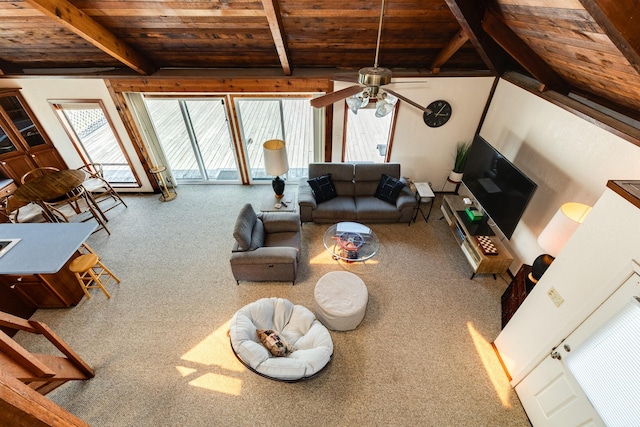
[440,195,513,279]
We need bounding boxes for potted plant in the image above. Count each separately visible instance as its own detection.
[449,141,470,183]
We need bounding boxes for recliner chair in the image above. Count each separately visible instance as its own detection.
[230,203,301,284]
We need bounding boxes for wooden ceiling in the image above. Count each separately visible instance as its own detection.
[0,0,638,119]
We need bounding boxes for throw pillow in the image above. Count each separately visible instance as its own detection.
[307,174,337,203]
[374,174,406,204]
[256,329,294,357]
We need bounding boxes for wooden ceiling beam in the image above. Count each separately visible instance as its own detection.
[430,28,469,74]
[261,0,291,75]
[579,0,640,74]
[22,0,155,75]
[0,59,22,76]
[482,10,569,94]
[443,0,508,75]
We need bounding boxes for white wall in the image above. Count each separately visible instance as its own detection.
[480,80,640,267]
[0,78,154,191]
[332,77,495,186]
[495,188,640,385]
[482,79,640,385]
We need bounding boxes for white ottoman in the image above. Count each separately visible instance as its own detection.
[314,271,368,331]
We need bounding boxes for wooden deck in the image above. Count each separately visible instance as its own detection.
[86,98,390,185]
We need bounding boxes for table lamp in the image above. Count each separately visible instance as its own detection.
[528,202,592,289]
[263,139,289,200]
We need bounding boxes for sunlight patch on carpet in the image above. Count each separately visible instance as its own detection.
[180,320,244,372]
[176,366,197,376]
[309,249,380,265]
[467,322,512,407]
[189,373,243,396]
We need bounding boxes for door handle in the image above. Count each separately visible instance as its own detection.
[551,351,562,360]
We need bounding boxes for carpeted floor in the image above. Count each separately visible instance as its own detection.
[15,184,531,426]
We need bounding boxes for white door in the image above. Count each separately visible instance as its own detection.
[515,265,640,426]
[515,350,604,426]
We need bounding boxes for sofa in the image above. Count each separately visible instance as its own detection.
[230,204,301,284]
[298,163,417,223]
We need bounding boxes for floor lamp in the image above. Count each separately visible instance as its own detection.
[527,202,592,289]
[263,139,289,200]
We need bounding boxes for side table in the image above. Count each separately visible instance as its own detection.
[500,264,533,328]
[260,192,296,212]
[412,182,435,222]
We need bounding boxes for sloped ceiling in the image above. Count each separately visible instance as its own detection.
[0,0,638,119]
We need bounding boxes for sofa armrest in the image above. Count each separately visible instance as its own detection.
[230,246,298,264]
[259,212,301,233]
[395,185,418,210]
[297,182,317,209]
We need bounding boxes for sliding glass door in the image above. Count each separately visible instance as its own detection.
[144,97,239,182]
[143,95,316,184]
[234,98,314,183]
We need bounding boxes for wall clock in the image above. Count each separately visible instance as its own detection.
[423,100,452,128]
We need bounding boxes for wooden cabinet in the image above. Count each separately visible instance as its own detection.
[6,276,67,308]
[440,195,513,278]
[501,264,533,328]
[0,89,67,183]
[0,251,85,310]
[0,284,35,337]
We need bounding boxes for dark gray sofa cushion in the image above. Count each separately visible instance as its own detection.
[355,196,402,222]
[309,163,355,197]
[354,163,401,196]
[312,196,358,222]
[233,204,265,251]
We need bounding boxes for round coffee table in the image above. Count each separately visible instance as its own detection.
[322,222,379,262]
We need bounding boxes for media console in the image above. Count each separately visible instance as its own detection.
[441,195,513,279]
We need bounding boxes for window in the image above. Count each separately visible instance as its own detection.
[343,104,397,163]
[51,100,139,185]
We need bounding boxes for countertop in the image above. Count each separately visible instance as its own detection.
[0,223,96,274]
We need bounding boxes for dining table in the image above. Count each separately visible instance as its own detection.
[10,169,107,223]
[12,169,86,205]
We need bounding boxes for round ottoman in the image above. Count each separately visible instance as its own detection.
[314,271,368,331]
[229,297,333,382]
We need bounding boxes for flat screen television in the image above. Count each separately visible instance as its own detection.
[462,134,537,239]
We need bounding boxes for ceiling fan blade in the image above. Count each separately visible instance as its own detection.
[383,88,432,113]
[310,85,364,108]
[332,74,359,84]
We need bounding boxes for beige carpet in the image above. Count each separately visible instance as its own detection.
[15,184,531,426]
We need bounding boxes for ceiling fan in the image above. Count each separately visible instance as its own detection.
[309,0,431,117]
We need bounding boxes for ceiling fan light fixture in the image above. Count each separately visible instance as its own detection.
[346,90,370,114]
[346,95,360,114]
[374,91,398,117]
[383,92,398,105]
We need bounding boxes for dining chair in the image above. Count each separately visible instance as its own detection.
[46,186,110,235]
[20,166,60,184]
[0,195,47,223]
[77,163,127,213]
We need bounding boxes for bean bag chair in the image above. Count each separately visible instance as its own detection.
[229,297,333,381]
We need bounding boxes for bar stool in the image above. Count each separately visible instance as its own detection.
[69,253,120,299]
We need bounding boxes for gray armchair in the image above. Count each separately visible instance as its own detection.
[230,204,301,284]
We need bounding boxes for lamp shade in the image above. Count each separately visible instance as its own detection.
[537,202,592,257]
[263,139,289,177]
